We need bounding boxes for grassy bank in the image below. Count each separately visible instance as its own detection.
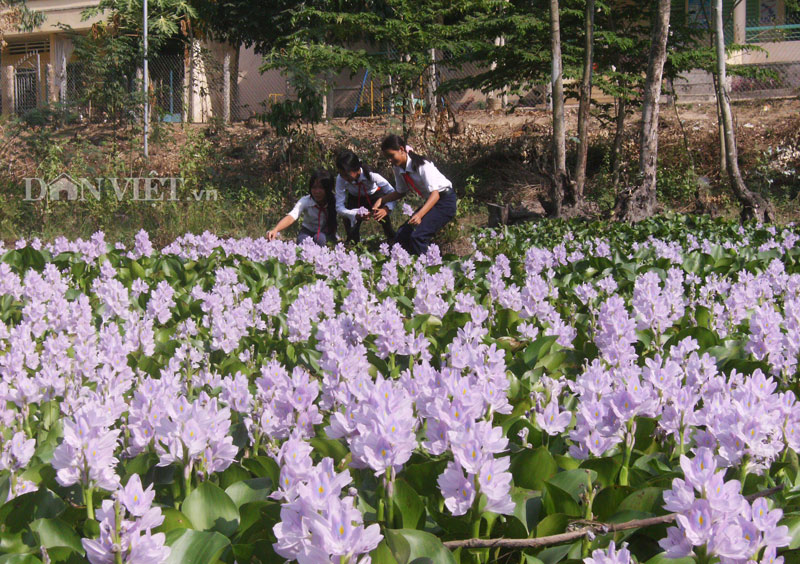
[1,100,798,250]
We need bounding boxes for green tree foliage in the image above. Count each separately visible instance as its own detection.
[0,0,44,47]
[190,0,298,53]
[193,0,503,135]
[440,0,554,97]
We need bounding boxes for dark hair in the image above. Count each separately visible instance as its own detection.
[380,134,428,171]
[335,150,373,181]
[309,168,338,236]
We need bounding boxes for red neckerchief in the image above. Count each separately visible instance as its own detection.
[402,171,424,198]
[355,178,372,208]
[314,202,325,238]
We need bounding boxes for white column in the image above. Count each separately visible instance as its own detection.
[2,66,14,115]
[223,51,231,124]
[732,0,747,64]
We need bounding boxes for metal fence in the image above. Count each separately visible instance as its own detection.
[668,14,800,102]
[2,24,798,122]
[325,50,549,119]
[728,15,800,97]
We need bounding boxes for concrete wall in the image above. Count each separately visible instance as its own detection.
[4,0,103,36]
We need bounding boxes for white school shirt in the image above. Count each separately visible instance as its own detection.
[392,157,452,200]
[335,171,396,225]
[288,195,330,234]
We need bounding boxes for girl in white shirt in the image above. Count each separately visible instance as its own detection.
[335,150,396,243]
[266,169,338,245]
[372,134,457,255]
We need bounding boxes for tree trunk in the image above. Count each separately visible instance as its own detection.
[572,0,595,205]
[713,73,728,175]
[610,96,627,186]
[487,37,503,110]
[713,0,774,222]
[427,48,437,120]
[614,0,671,222]
[549,0,567,218]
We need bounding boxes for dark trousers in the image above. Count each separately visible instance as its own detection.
[297,227,334,246]
[344,193,396,243]
[395,189,457,256]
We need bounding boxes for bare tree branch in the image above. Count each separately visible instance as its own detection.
[442,485,783,550]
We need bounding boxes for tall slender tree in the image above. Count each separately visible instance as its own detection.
[570,0,594,206]
[712,0,774,221]
[614,0,671,222]
[549,0,567,218]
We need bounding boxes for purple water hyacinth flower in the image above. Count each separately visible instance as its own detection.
[273,457,381,562]
[128,229,154,259]
[307,496,383,558]
[595,296,637,367]
[663,449,791,563]
[378,260,399,291]
[545,315,577,348]
[663,478,695,513]
[708,518,760,561]
[746,303,785,374]
[422,418,450,456]
[596,275,618,295]
[51,414,121,491]
[751,498,782,532]
[152,394,238,478]
[452,434,487,475]
[761,546,785,564]
[477,456,515,514]
[82,485,169,564]
[355,427,412,478]
[220,371,253,413]
[298,458,352,510]
[276,438,315,481]
[119,474,155,517]
[145,280,175,325]
[450,422,508,474]
[0,431,35,472]
[286,280,336,343]
[680,447,717,492]
[585,429,617,457]
[437,461,475,516]
[273,502,312,560]
[461,258,476,280]
[658,526,694,558]
[584,541,631,564]
[257,285,282,318]
[346,377,417,477]
[6,477,36,501]
[675,499,713,546]
[535,400,572,435]
[704,472,745,514]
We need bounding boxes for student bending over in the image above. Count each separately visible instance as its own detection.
[371,135,456,255]
[267,169,338,245]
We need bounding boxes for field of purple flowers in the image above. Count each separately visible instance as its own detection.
[1,214,800,564]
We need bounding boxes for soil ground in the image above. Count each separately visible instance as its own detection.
[0,97,798,252]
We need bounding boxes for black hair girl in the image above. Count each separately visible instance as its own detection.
[335,150,375,180]
[380,135,428,171]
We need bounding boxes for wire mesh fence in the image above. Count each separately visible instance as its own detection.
[727,15,800,98]
[326,50,549,119]
[149,52,185,122]
[2,24,799,122]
